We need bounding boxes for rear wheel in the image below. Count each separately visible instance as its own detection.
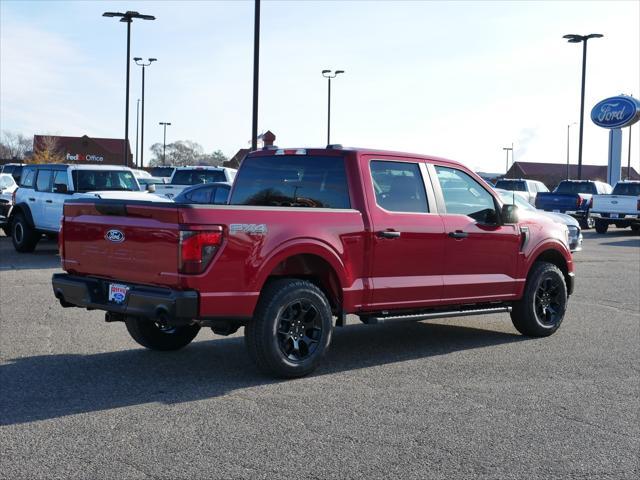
[595,220,608,234]
[631,224,640,232]
[579,215,594,230]
[511,262,567,337]
[125,317,200,351]
[11,213,39,252]
[245,279,333,378]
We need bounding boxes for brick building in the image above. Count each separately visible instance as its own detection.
[33,135,133,167]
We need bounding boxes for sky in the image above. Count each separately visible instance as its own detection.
[1,0,639,172]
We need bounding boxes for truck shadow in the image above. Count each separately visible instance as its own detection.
[0,236,61,271]
[0,321,527,426]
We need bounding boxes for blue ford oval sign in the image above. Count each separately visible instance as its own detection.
[591,95,640,129]
[105,229,125,243]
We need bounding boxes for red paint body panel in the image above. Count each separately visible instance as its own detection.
[60,147,574,320]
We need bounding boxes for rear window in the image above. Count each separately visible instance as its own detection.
[230,155,350,209]
[171,170,225,185]
[612,183,640,196]
[150,167,175,178]
[71,170,138,192]
[495,180,526,191]
[555,182,597,194]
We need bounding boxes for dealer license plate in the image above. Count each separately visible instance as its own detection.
[108,283,129,304]
[610,213,619,219]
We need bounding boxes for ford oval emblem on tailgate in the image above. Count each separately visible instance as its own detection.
[105,229,125,243]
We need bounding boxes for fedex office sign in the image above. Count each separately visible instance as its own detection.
[66,153,104,162]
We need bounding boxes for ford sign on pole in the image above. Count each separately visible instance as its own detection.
[591,95,640,129]
[591,95,640,186]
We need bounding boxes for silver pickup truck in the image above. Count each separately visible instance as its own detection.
[591,181,640,233]
[153,166,236,199]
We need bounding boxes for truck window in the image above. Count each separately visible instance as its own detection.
[53,170,69,190]
[612,183,640,196]
[230,155,350,209]
[20,167,36,188]
[436,166,497,223]
[35,170,53,192]
[495,180,526,191]
[370,161,428,213]
[71,170,138,192]
[171,170,226,185]
[555,182,596,194]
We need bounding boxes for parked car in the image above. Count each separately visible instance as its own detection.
[1,163,25,184]
[154,166,237,199]
[590,181,640,233]
[0,173,18,235]
[494,178,549,205]
[52,147,575,378]
[496,188,582,252]
[131,169,152,179]
[535,180,612,229]
[149,166,176,179]
[173,182,231,204]
[10,164,170,252]
[136,176,167,192]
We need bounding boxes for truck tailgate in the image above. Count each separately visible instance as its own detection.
[535,192,583,212]
[62,200,180,288]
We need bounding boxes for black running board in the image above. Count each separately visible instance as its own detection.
[360,306,511,325]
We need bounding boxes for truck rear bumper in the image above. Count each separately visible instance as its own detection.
[52,273,199,324]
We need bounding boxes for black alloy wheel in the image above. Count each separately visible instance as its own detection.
[276,299,323,362]
[534,276,563,327]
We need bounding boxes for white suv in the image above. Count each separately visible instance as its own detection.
[10,164,169,252]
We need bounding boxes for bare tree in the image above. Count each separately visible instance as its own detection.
[1,131,32,160]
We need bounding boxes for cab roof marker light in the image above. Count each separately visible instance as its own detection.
[275,149,285,155]
[295,149,307,155]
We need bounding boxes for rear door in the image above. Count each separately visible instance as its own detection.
[431,164,521,303]
[362,156,445,310]
[45,170,70,230]
[33,168,54,229]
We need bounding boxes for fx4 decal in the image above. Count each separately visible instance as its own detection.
[229,223,268,235]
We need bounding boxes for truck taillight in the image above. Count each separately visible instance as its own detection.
[179,229,223,274]
[637,198,640,211]
[588,197,593,208]
[576,196,582,208]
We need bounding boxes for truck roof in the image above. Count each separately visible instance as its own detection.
[24,163,134,171]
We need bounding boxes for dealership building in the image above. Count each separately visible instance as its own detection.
[33,134,133,167]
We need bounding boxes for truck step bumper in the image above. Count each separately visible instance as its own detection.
[52,273,199,324]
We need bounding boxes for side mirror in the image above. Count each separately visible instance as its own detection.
[501,204,518,224]
[146,183,156,193]
[53,183,68,194]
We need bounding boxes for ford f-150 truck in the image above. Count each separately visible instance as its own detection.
[52,147,575,377]
[535,180,612,229]
[590,181,640,233]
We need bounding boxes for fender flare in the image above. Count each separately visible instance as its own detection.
[9,203,35,228]
[251,238,349,293]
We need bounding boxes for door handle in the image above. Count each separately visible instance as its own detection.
[377,230,401,239]
[28,197,36,202]
[448,230,469,239]
[45,200,53,203]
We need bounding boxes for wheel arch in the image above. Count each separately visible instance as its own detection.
[9,203,35,228]
[527,244,573,295]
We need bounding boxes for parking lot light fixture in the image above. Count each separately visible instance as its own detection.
[322,69,345,145]
[134,57,157,167]
[159,122,172,166]
[563,33,603,180]
[502,146,513,175]
[102,11,156,165]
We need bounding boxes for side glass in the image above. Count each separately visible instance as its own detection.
[435,166,498,223]
[370,160,428,213]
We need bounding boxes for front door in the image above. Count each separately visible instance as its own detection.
[432,165,521,303]
[364,157,445,311]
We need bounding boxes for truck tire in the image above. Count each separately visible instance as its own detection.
[595,220,608,234]
[245,278,333,378]
[510,262,567,337]
[11,212,39,253]
[124,317,200,351]
[631,224,640,232]
[579,215,594,230]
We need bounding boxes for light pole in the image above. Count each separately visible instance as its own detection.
[159,122,171,166]
[502,146,513,175]
[135,98,140,168]
[563,33,603,180]
[628,94,634,180]
[566,122,576,179]
[102,11,155,165]
[322,69,345,145]
[251,0,260,151]
[133,57,157,168]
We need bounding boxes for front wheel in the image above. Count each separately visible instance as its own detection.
[245,279,333,378]
[511,262,567,337]
[579,215,594,230]
[595,220,608,234]
[125,317,200,351]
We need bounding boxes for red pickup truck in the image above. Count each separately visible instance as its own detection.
[52,147,574,377]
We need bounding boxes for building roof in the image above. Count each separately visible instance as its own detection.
[508,161,640,182]
[33,134,132,155]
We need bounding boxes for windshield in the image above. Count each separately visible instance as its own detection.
[72,170,139,192]
[0,175,16,189]
[498,190,535,210]
[230,155,350,208]
[612,183,640,196]
[171,170,226,185]
[495,180,526,192]
[555,182,596,195]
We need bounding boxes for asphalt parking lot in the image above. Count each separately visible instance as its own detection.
[1,230,638,480]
